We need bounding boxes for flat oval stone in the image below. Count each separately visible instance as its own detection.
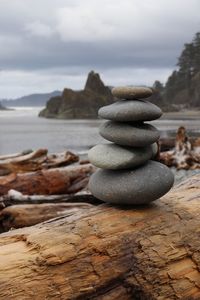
[112,86,153,100]
[99,121,160,147]
[98,100,162,122]
[88,143,153,169]
[89,160,174,205]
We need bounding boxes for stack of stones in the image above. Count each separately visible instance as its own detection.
[88,86,174,205]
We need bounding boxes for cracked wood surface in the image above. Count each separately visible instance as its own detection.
[0,175,200,299]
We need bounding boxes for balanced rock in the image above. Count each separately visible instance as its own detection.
[99,121,160,147]
[89,160,174,205]
[99,100,162,122]
[88,143,153,170]
[89,84,174,206]
[112,86,153,100]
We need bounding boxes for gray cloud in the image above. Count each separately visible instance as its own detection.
[0,0,200,97]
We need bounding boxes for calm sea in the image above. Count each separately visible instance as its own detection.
[0,107,200,155]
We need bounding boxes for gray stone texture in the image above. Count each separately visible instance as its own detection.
[99,121,160,147]
[88,143,153,169]
[99,100,162,122]
[89,160,174,205]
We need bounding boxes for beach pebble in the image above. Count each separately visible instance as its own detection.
[89,160,174,205]
[88,143,153,169]
[150,142,159,158]
[99,121,160,147]
[99,100,162,122]
[112,86,153,100]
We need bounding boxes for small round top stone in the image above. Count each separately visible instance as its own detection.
[112,86,153,100]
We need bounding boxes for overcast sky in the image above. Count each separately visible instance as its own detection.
[0,0,200,98]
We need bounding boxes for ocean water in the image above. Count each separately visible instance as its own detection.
[0,107,200,156]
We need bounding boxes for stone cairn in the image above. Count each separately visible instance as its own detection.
[88,86,174,205]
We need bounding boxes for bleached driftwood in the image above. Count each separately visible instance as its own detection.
[0,189,100,208]
[0,175,200,299]
[160,126,200,169]
[0,149,33,160]
[159,137,197,151]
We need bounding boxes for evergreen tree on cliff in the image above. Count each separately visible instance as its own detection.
[152,32,200,110]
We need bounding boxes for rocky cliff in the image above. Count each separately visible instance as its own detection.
[39,71,114,119]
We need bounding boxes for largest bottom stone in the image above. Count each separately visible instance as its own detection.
[89,160,174,205]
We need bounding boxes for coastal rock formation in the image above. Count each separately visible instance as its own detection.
[39,71,114,119]
[89,86,174,205]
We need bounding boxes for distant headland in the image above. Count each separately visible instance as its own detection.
[1,91,62,107]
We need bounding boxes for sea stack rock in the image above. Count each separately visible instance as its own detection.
[89,86,174,205]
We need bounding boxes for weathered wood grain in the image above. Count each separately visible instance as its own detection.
[0,175,200,299]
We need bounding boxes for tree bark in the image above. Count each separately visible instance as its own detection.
[0,164,95,196]
[0,175,200,299]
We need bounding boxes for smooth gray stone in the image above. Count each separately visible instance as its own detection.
[99,121,160,147]
[150,142,159,158]
[89,160,174,205]
[88,143,153,169]
[98,100,162,122]
[112,86,153,100]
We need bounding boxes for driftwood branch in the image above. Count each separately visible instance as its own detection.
[0,190,101,208]
[0,149,33,160]
[160,126,200,169]
[0,175,200,299]
[0,149,79,176]
[0,164,95,196]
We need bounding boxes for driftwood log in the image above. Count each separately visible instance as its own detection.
[0,202,93,232]
[0,175,200,299]
[160,126,200,169]
[159,137,197,152]
[0,149,79,176]
[0,190,101,208]
[0,164,95,196]
[0,149,32,160]
[0,190,101,232]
